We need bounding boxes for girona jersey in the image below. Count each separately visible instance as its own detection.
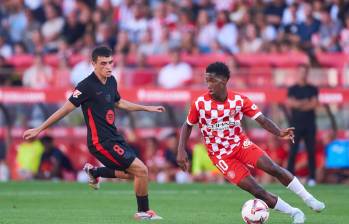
[187,91,262,159]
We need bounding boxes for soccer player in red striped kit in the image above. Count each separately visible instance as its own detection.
[177,62,325,224]
[23,46,163,220]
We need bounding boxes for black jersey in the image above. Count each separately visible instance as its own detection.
[69,72,122,147]
[287,84,318,127]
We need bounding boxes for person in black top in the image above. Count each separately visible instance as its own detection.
[23,46,164,220]
[287,64,319,186]
[36,135,75,180]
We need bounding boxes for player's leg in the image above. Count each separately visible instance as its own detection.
[126,158,162,220]
[237,175,305,224]
[257,152,325,212]
[219,156,305,224]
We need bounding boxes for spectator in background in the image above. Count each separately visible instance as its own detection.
[62,10,86,46]
[36,135,75,181]
[7,1,27,43]
[191,142,223,183]
[0,55,19,86]
[340,14,349,54]
[239,23,263,53]
[138,30,156,56]
[23,9,40,53]
[215,10,239,53]
[152,27,170,54]
[22,52,53,88]
[287,64,319,186]
[0,36,12,59]
[16,135,44,180]
[264,0,287,28]
[23,29,44,54]
[70,49,93,86]
[312,8,342,52]
[123,3,148,44]
[95,22,116,49]
[41,3,64,52]
[196,10,217,53]
[158,48,193,89]
[296,2,321,51]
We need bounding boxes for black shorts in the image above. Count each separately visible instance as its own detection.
[88,139,136,171]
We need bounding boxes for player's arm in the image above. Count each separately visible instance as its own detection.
[177,122,192,172]
[115,99,165,112]
[255,114,295,143]
[23,101,76,140]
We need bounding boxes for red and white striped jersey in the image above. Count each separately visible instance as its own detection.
[187,91,262,159]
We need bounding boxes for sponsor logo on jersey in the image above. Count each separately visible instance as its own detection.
[243,139,252,148]
[207,120,240,131]
[72,89,82,98]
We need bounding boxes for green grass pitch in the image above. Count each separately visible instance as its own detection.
[0,182,348,224]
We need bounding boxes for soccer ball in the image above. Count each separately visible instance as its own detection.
[241,199,269,224]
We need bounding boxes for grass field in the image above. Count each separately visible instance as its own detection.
[0,181,348,224]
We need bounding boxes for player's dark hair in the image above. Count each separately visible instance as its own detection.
[206,62,230,79]
[92,46,113,62]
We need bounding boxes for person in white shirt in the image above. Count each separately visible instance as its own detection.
[158,48,193,89]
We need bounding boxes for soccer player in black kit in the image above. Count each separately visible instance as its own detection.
[23,46,164,220]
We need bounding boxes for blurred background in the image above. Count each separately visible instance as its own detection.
[0,0,349,185]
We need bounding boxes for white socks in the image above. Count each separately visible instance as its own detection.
[274,197,297,216]
[287,177,313,201]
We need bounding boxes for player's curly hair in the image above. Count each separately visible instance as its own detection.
[205,62,230,79]
[92,46,113,62]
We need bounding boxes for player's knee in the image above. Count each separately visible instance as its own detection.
[136,164,148,178]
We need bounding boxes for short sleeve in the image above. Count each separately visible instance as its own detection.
[186,102,199,125]
[68,82,89,107]
[242,95,262,120]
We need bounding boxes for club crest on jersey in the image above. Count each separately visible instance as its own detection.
[235,106,242,112]
[72,89,82,98]
[243,139,252,148]
[230,110,236,116]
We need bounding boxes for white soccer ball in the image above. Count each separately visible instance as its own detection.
[241,199,269,224]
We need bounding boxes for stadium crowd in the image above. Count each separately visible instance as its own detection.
[0,0,349,87]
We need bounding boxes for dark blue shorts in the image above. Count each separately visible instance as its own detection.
[88,139,136,170]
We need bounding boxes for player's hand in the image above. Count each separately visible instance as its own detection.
[279,127,295,143]
[177,150,189,172]
[23,128,40,140]
[145,106,166,113]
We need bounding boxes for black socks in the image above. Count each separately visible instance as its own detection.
[90,167,116,178]
[136,195,149,212]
